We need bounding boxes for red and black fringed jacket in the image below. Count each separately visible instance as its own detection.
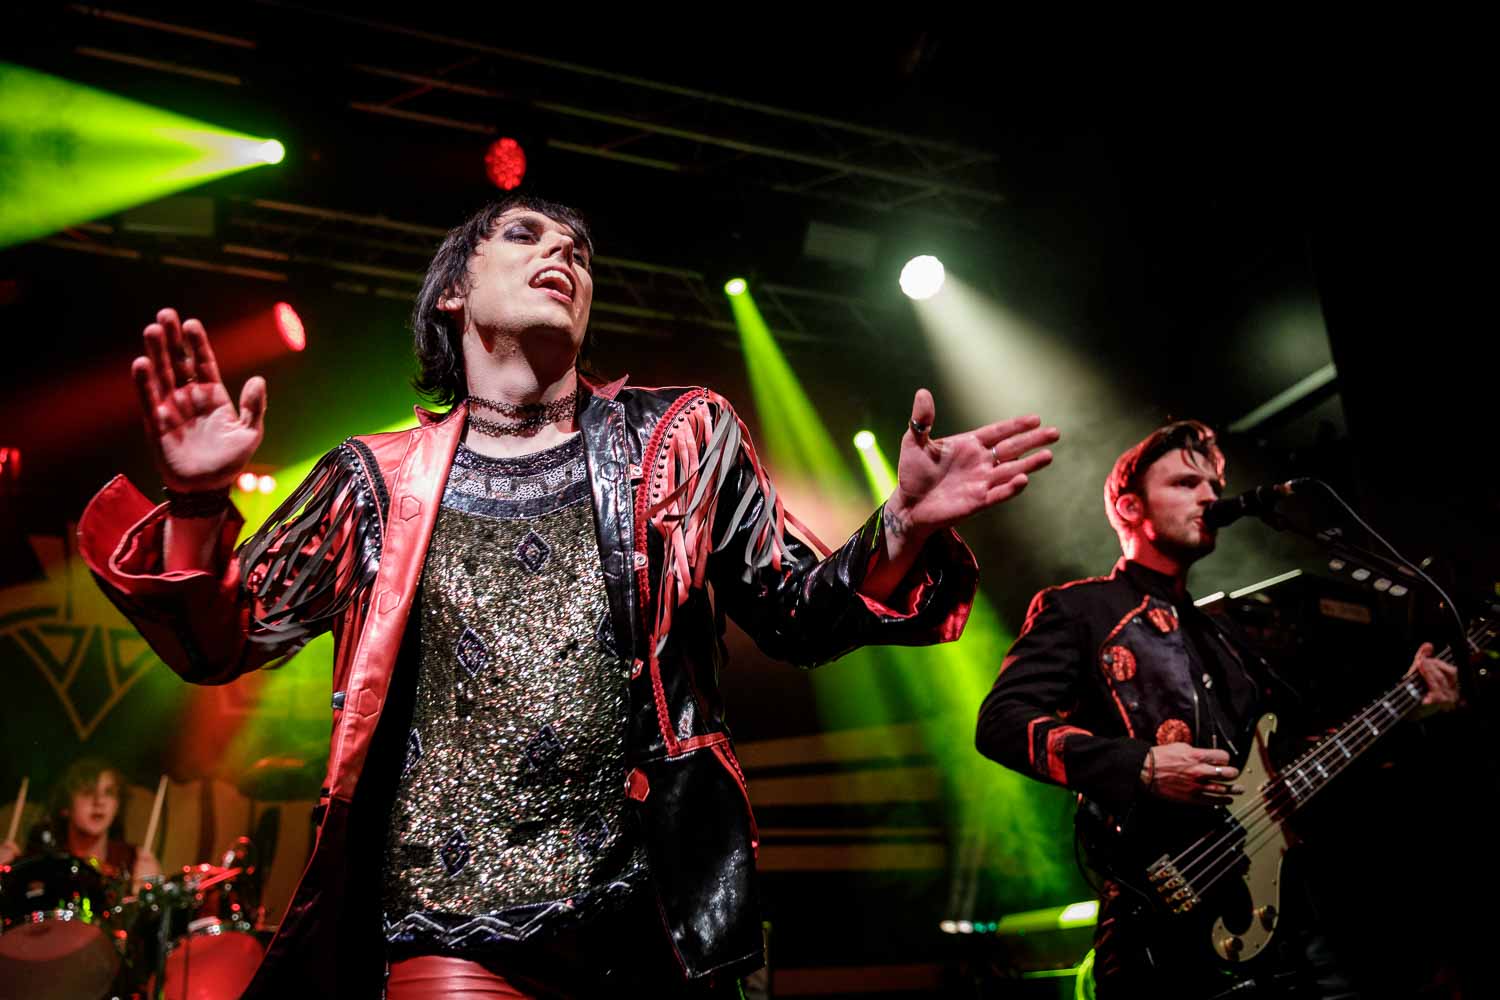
[79,376,978,996]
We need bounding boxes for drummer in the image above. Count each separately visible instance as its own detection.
[0,759,160,891]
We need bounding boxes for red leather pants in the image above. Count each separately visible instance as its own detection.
[385,954,557,1000]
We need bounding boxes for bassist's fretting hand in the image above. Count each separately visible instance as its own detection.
[1407,642,1460,718]
[1141,743,1244,805]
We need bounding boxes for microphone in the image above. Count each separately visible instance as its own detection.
[1203,480,1306,530]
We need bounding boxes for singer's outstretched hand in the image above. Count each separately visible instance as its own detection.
[860,389,1059,601]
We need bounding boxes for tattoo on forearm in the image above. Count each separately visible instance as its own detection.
[884,500,911,542]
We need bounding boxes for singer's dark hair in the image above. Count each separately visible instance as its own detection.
[1105,420,1225,535]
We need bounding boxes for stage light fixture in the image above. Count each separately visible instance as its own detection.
[0,63,287,248]
[853,430,876,451]
[1058,901,1100,928]
[484,137,527,191]
[899,255,945,300]
[237,472,258,493]
[273,302,306,351]
[724,277,748,296]
[257,474,276,494]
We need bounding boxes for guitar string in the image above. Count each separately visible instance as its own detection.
[1167,625,1478,899]
[1163,628,1475,893]
[1170,666,1432,890]
[1176,679,1426,901]
[1167,630,1464,879]
[1156,686,1422,917]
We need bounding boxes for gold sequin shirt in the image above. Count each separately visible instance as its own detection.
[382,435,646,954]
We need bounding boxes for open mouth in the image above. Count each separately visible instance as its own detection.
[530,267,575,304]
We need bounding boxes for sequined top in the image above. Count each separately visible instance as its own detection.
[382,435,646,954]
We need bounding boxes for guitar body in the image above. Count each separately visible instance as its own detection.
[1208,713,1292,962]
[1077,713,1301,986]
[1074,612,1488,986]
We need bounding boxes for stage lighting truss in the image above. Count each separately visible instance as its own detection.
[40,197,899,350]
[60,6,1005,233]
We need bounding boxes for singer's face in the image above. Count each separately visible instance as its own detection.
[1138,450,1224,559]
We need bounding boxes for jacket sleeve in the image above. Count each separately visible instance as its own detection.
[77,442,383,685]
[976,588,1150,813]
[696,395,978,667]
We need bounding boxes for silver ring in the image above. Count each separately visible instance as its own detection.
[1214,766,1223,778]
[992,445,1002,465]
[909,418,930,437]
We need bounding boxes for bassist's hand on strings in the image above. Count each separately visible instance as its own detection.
[1141,743,1244,805]
[1408,642,1460,720]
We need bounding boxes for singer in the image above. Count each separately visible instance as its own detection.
[973,420,1457,998]
[75,193,1059,998]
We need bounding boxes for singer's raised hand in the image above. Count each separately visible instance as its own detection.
[132,308,267,492]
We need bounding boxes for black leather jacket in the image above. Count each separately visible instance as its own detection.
[975,559,1265,815]
[571,381,979,982]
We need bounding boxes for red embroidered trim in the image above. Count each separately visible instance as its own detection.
[1102,644,1137,682]
[1027,717,1090,785]
[1095,597,1150,739]
[710,741,759,857]
[635,390,708,758]
[1156,719,1193,745]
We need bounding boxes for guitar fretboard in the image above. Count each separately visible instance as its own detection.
[1270,674,1427,810]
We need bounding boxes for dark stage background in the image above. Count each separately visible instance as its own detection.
[1,9,1494,997]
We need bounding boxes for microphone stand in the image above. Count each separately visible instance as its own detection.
[1235,480,1483,684]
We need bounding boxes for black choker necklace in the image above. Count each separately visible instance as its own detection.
[466,390,577,436]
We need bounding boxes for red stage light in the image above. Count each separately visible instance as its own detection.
[273,302,305,351]
[484,137,527,191]
[0,447,21,487]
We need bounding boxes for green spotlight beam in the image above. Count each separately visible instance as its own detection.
[857,435,1078,901]
[727,288,852,492]
[855,433,898,500]
[730,280,1077,901]
[0,62,283,248]
[726,285,907,733]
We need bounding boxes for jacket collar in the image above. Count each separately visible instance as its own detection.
[1117,556,1192,603]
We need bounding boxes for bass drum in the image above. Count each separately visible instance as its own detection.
[0,853,123,1000]
[158,864,264,1000]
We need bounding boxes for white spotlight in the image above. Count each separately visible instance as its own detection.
[900,255,945,301]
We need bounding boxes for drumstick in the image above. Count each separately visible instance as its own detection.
[142,774,168,856]
[4,777,26,846]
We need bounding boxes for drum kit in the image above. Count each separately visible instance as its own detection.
[0,776,273,1000]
